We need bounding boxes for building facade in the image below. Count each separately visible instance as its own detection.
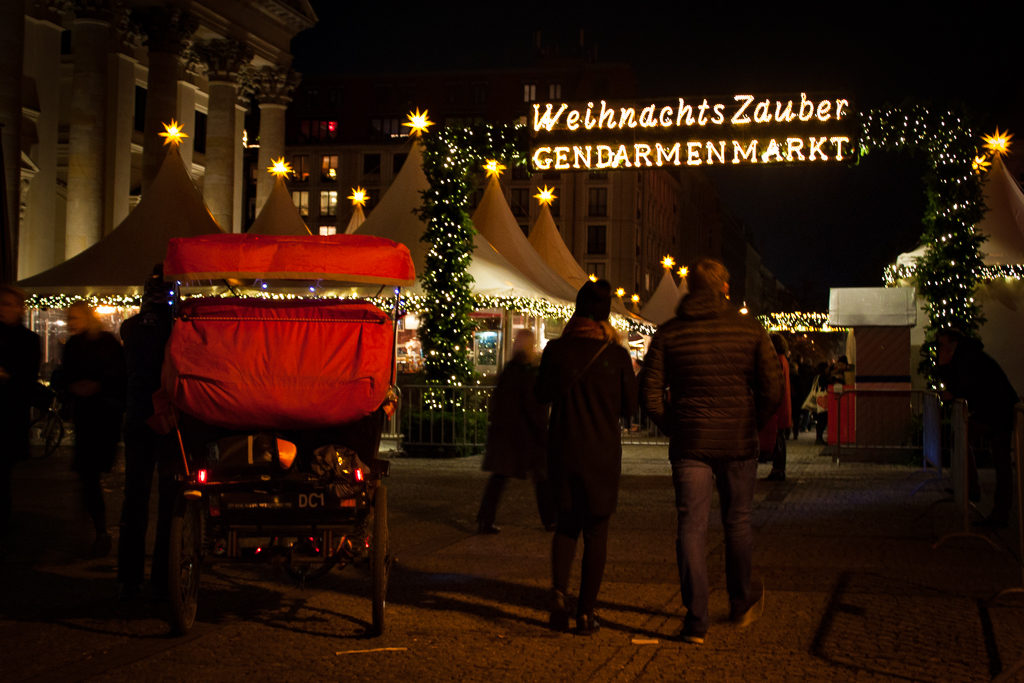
[6,0,316,281]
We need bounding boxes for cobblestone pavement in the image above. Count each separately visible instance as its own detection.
[1,438,1022,681]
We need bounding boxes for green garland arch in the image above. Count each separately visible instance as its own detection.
[860,104,987,373]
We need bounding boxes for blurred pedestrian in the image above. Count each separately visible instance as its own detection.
[761,334,792,481]
[476,328,555,534]
[537,279,637,635]
[118,267,175,598]
[51,302,126,557]
[935,328,1019,527]
[0,285,41,551]
[640,259,782,645]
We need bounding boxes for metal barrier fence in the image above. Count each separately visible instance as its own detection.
[827,388,940,464]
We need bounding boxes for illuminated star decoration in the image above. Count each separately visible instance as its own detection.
[267,157,293,178]
[402,108,434,137]
[630,294,640,304]
[615,287,625,298]
[158,119,188,146]
[348,187,369,207]
[661,255,676,270]
[678,266,689,278]
[972,155,991,175]
[982,127,1013,157]
[483,159,506,178]
[534,185,557,205]
[588,274,598,282]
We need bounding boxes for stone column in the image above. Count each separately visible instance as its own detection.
[194,39,251,232]
[19,2,66,277]
[252,66,299,212]
[65,0,114,258]
[105,50,137,233]
[133,7,196,194]
[0,0,26,280]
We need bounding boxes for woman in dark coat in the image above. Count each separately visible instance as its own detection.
[536,279,637,635]
[476,329,554,533]
[52,302,126,557]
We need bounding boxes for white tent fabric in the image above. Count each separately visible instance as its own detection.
[640,268,682,325]
[896,155,1024,267]
[471,176,577,301]
[20,145,223,294]
[247,175,311,236]
[527,202,589,291]
[355,141,571,302]
[344,204,366,234]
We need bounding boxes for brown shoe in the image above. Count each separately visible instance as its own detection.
[730,581,765,627]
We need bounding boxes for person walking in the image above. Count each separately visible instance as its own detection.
[52,302,126,557]
[640,259,782,645]
[0,285,42,553]
[476,328,555,534]
[537,279,637,635]
[935,328,1019,527]
[118,268,175,598]
[761,334,792,481]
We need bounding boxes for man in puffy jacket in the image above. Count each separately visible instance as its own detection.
[640,259,782,645]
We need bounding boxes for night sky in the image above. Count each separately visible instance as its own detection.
[291,5,1021,308]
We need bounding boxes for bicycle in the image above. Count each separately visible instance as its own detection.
[29,384,66,458]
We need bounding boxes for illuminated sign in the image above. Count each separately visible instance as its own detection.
[529,93,854,171]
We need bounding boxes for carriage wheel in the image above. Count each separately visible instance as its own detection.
[42,415,64,458]
[167,497,202,635]
[370,482,389,635]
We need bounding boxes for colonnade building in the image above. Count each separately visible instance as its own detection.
[3,0,316,281]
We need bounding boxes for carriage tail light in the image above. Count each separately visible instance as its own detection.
[277,439,298,469]
[355,468,364,482]
[197,469,208,484]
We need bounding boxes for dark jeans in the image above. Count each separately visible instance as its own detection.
[771,430,787,474]
[672,458,757,634]
[551,476,610,618]
[118,422,175,588]
[477,472,556,529]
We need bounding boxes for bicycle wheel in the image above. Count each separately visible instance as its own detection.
[370,482,389,635]
[167,497,202,635]
[41,414,64,458]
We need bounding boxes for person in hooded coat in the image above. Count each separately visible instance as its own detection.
[536,279,637,635]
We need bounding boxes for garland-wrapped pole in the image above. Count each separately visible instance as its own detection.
[416,122,526,394]
[862,104,986,379]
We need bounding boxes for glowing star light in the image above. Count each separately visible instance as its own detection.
[158,119,188,146]
[678,266,689,278]
[534,185,557,205]
[972,155,991,175]
[588,274,598,282]
[982,128,1013,157]
[267,158,293,178]
[630,294,640,304]
[661,255,675,270]
[403,108,434,137]
[615,287,626,298]
[483,160,506,178]
[348,187,369,207]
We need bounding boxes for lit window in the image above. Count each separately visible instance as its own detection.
[319,190,338,217]
[523,83,536,103]
[319,225,337,236]
[321,155,338,182]
[291,191,309,217]
[548,83,561,99]
[292,155,309,182]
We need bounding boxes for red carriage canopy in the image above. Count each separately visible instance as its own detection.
[163,233,415,286]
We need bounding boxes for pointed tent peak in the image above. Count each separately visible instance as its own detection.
[978,153,1024,264]
[344,204,366,234]
[248,175,311,236]
[641,268,684,325]
[470,171,577,301]
[20,134,222,293]
[528,202,589,291]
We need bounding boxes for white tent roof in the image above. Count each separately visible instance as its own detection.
[344,204,366,234]
[355,141,571,301]
[247,176,311,236]
[641,268,682,325]
[527,202,589,291]
[20,144,223,294]
[896,155,1024,267]
[471,176,577,301]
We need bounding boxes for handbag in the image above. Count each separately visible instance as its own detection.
[802,377,826,413]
